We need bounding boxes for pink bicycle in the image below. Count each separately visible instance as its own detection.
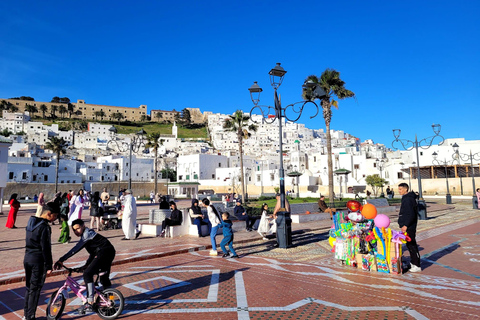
[46,266,124,320]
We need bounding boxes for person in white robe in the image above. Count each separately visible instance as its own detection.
[68,190,85,226]
[122,189,140,240]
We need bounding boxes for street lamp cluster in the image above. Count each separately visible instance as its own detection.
[107,126,147,190]
[248,62,325,248]
[452,143,480,208]
[392,124,444,220]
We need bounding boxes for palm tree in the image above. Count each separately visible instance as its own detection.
[99,110,106,120]
[0,100,7,111]
[40,104,48,118]
[303,69,355,206]
[112,112,124,124]
[223,110,257,202]
[44,136,68,193]
[50,104,58,118]
[94,111,102,121]
[58,105,67,118]
[67,103,75,118]
[25,104,38,118]
[8,102,18,113]
[155,112,163,122]
[145,133,164,196]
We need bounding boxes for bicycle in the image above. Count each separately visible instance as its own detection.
[46,266,124,320]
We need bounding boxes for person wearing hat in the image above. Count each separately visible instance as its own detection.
[233,199,259,231]
[121,189,140,240]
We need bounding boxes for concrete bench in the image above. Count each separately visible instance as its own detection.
[291,212,333,223]
[364,198,396,214]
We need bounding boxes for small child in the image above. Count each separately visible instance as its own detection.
[220,212,239,258]
[58,215,71,244]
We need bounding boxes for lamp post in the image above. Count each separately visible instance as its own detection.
[431,152,453,204]
[392,124,444,220]
[452,143,480,208]
[107,126,147,190]
[248,63,325,248]
[375,158,386,198]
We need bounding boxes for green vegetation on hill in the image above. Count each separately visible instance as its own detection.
[34,118,208,139]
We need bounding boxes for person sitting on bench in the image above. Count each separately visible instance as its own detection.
[160,201,183,237]
[318,195,336,219]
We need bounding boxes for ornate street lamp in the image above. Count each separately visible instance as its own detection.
[375,158,386,197]
[431,152,454,204]
[248,63,325,248]
[452,142,480,208]
[392,124,444,220]
[107,126,147,190]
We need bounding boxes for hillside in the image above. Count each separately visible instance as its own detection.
[38,118,208,139]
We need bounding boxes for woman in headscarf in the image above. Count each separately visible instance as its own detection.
[189,199,210,237]
[68,189,85,226]
[5,193,20,228]
[35,193,45,217]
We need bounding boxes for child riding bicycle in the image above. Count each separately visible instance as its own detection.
[54,218,116,313]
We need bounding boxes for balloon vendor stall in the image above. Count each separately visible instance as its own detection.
[328,200,408,274]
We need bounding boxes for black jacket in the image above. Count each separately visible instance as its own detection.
[234,205,245,218]
[398,191,418,233]
[24,216,53,270]
[170,209,183,224]
[59,228,115,266]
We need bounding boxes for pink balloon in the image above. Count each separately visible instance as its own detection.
[374,214,390,228]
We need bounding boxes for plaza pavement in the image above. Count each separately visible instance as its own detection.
[0,200,479,319]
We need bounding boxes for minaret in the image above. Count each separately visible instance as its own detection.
[172,121,178,138]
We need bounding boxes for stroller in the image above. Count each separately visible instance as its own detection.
[102,205,121,230]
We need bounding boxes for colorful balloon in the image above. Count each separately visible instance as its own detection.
[328,236,336,247]
[374,214,390,228]
[346,200,362,212]
[361,203,377,219]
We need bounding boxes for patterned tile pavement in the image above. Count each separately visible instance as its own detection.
[0,201,479,319]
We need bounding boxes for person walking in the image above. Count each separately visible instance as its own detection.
[476,188,480,209]
[220,212,239,258]
[35,193,45,217]
[398,183,421,273]
[89,191,103,231]
[23,203,59,320]
[6,193,20,228]
[122,189,140,240]
[68,190,85,226]
[149,191,155,204]
[202,198,222,256]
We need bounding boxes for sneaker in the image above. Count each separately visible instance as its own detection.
[135,231,141,239]
[222,253,230,258]
[262,237,268,240]
[209,250,218,256]
[231,255,239,259]
[410,264,422,273]
[78,302,93,314]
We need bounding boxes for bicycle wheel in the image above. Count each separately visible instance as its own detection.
[95,288,124,320]
[46,289,66,320]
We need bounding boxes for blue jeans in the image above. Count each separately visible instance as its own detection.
[193,218,209,236]
[210,225,219,251]
[220,235,237,256]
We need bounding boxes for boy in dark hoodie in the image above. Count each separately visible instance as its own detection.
[398,183,421,272]
[220,212,239,258]
[23,203,59,320]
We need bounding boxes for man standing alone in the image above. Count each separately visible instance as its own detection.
[398,183,421,272]
[122,189,140,240]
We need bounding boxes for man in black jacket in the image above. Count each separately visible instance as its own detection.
[54,219,116,313]
[398,183,421,272]
[24,203,59,320]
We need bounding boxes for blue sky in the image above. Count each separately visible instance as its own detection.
[1,1,479,147]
